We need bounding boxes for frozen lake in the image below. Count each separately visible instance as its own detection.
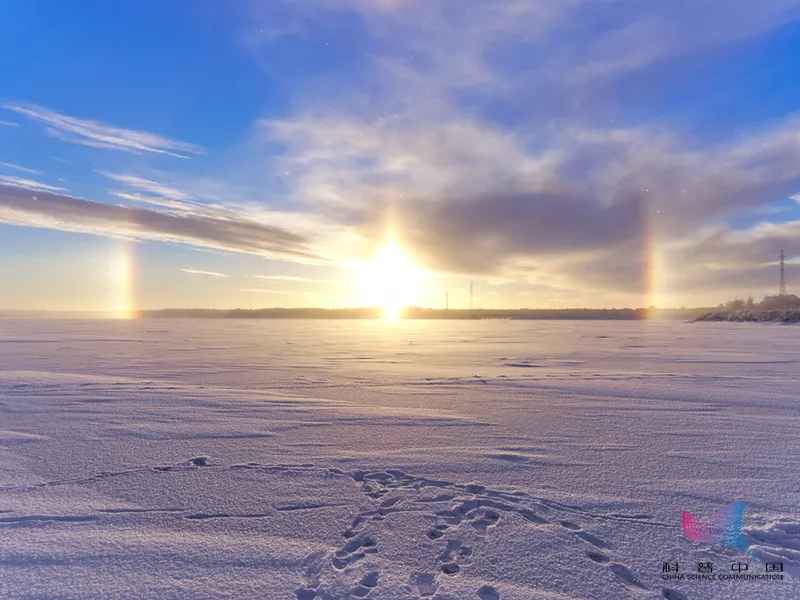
[1,319,798,599]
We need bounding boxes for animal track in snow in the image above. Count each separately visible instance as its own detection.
[340,466,660,598]
[586,551,611,564]
[0,456,212,493]
[609,563,649,592]
[476,584,500,600]
[332,535,377,570]
[560,520,649,594]
[436,539,473,576]
[294,551,327,599]
[184,512,270,520]
[574,530,612,549]
[0,514,98,525]
[411,572,438,597]
[360,571,380,589]
[4,458,662,598]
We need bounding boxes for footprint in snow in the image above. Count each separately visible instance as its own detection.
[574,530,613,549]
[586,551,610,564]
[609,563,649,593]
[411,572,438,597]
[332,535,377,570]
[565,521,649,593]
[558,519,613,550]
[436,539,473,576]
[477,585,500,600]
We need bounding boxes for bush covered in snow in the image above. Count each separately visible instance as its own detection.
[695,309,800,323]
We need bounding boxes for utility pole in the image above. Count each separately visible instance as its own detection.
[445,290,449,310]
[779,249,787,296]
[469,281,474,313]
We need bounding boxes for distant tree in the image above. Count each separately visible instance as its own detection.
[746,296,755,309]
[760,294,800,310]
[725,298,746,310]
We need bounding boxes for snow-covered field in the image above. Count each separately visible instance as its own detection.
[1,319,798,600]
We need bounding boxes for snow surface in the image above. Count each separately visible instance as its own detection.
[0,319,798,600]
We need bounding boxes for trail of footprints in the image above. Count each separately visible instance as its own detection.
[0,457,679,598]
[293,467,667,599]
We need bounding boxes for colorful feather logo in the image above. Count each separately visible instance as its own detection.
[682,501,755,557]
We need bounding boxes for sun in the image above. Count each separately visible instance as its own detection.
[359,238,424,319]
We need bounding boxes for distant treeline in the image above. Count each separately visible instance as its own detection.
[133,306,711,320]
[717,294,800,311]
[696,309,800,323]
[694,294,800,323]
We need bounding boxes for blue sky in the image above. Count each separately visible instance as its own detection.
[1,0,799,312]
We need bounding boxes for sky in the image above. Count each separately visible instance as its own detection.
[1,0,800,313]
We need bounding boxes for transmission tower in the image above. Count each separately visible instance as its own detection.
[469,281,474,312]
[779,249,787,296]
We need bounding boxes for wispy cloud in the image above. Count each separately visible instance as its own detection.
[247,274,348,284]
[112,191,202,213]
[0,176,66,193]
[102,172,351,264]
[0,161,42,175]
[101,172,193,201]
[0,183,316,261]
[249,0,800,106]
[558,1,800,82]
[182,268,229,278]
[102,172,247,223]
[0,120,19,128]
[3,104,204,158]
[243,288,318,296]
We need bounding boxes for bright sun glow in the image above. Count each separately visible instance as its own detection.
[359,239,425,320]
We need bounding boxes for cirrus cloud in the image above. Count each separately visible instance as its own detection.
[3,104,204,159]
[0,183,317,261]
[182,268,229,278]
